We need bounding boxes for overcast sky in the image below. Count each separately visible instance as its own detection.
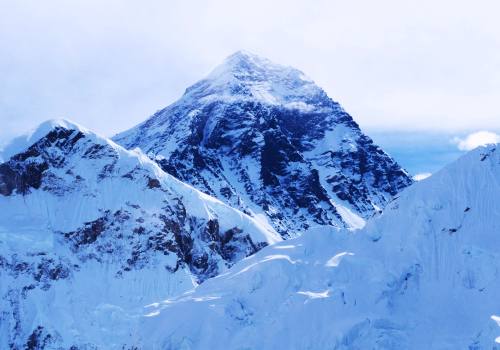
[1,0,499,143]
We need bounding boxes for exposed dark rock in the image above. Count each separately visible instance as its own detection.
[147,178,161,189]
[24,326,53,350]
[64,216,108,247]
[114,90,412,237]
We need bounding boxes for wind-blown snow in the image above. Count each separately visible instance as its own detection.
[413,172,432,181]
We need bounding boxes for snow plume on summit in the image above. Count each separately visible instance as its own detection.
[114,51,412,237]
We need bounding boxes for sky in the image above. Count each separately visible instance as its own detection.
[0,0,499,174]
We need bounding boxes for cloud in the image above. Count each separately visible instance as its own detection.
[453,131,500,151]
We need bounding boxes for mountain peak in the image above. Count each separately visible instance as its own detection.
[216,50,278,73]
[30,118,88,140]
[225,49,265,62]
[209,50,309,81]
[114,54,412,236]
[0,118,87,162]
[183,51,321,107]
[0,119,281,348]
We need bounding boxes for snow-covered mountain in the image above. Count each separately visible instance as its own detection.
[138,144,500,349]
[0,119,280,349]
[3,52,496,350]
[114,51,412,237]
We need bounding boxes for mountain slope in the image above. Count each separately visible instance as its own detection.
[114,51,412,237]
[0,119,280,349]
[138,144,500,349]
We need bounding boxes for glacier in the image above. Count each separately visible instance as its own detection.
[137,145,500,349]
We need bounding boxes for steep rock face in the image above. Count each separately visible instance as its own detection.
[114,51,412,237]
[138,145,500,350]
[0,120,279,349]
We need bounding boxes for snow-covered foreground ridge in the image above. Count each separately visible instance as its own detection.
[114,50,412,237]
[138,144,500,349]
[0,119,280,349]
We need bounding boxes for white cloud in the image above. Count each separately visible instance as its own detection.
[413,173,432,181]
[453,131,500,151]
